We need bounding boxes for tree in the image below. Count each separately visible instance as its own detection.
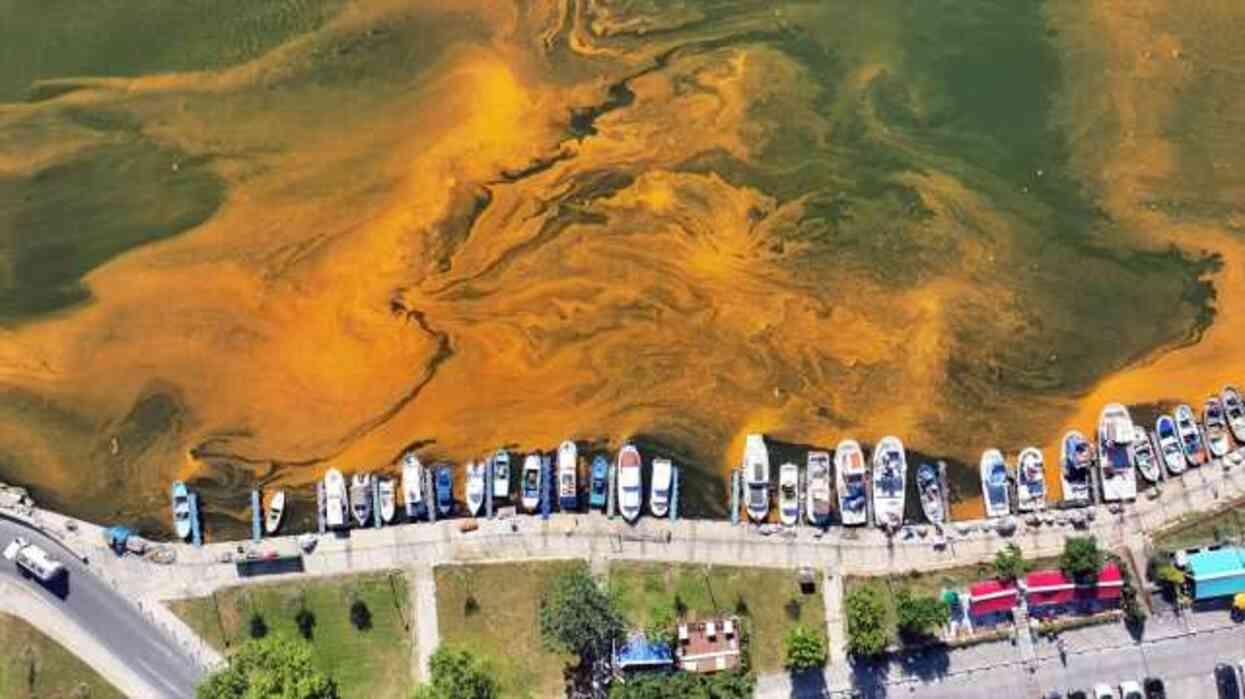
[608,671,753,699]
[538,565,625,661]
[993,544,1030,582]
[645,603,676,647]
[197,637,338,699]
[1060,536,1104,583]
[295,608,316,641]
[350,599,372,631]
[895,589,950,642]
[1154,564,1186,590]
[844,585,889,657]
[409,646,497,699]
[784,624,827,671]
[248,612,268,639]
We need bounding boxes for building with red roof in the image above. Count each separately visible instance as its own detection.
[967,579,1019,625]
[1024,563,1123,618]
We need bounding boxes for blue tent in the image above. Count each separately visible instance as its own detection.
[1188,547,1245,601]
[614,634,674,672]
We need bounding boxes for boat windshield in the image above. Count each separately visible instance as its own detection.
[781,484,796,498]
[524,472,538,490]
[987,482,1006,504]
[747,487,766,506]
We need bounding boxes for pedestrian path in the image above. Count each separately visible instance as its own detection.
[410,563,439,682]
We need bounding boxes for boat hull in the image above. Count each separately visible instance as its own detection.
[778,463,799,526]
[981,449,1011,518]
[492,451,510,500]
[835,440,868,526]
[743,434,770,523]
[264,490,286,534]
[618,445,643,522]
[806,451,833,527]
[589,456,608,510]
[915,463,944,525]
[871,436,907,530]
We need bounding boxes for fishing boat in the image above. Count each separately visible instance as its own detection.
[915,463,944,525]
[1098,403,1138,501]
[1175,403,1208,466]
[521,454,542,512]
[325,468,347,529]
[1060,431,1093,505]
[171,481,192,540]
[558,441,578,511]
[743,434,771,523]
[1203,396,1232,458]
[435,465,453,516]
[492,449,510,500]
[264,490,286,535]
[871,436,907,530]
[1155,415,1187,475]
[465,462,485,516]
[401,451,424,517]
[1223,386,1245,444]
[589,455,609,510]
[980,449,1011,518]
[805,451,833,527]
[776,463,798,526]
[1131,427,1161,484]
[377,478,396,523]
[617,444,643,522]
[650,458,673,518]
[350,473,373,527]
[835,439,868,526]
[1016,447,1047,512]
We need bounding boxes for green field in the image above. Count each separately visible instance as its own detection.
[1153,502,1245,552]
[0,612,123,699]
[167,572,412,699]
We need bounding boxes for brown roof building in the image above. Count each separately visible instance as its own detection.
[675,617,742,674]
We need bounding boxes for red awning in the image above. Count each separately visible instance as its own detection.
[1025,563,1123,606]
[968,579,1019,615]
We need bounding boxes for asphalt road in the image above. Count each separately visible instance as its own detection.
[0,519,202,698]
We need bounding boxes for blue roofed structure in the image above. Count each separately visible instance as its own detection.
[1188,546,1245,601]
[613,633,674,675]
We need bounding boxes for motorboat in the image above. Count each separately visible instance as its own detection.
[521,454,542,512]
[171,481,192,540]
[980,449,1011,518]
[1155,414,1187,475]
[1060,431,1093,505]
[743,434,771,523]
[558,441,578,511]
[1203,396,1232,458]
[650,458,673,518]
[617,444,643,522]
[350,473,373,527]
[492,449,511,500]
[324,468,347,528]
[1175,404,1208,466]
[1098,403,1138,501]
[871,436,907,530]
[805,451,833,527]
[1131,427,1161,484]
[1223,386,1245,443]
[401,451,424,517]
[915,463,944,525]
[589,455,609,510]
[778,462,800,526]
[264,490,286,535]
[466,462,485,516]
[1015,447,1047,512]
[435,465,453,516]
[835,439,868,526]
[377,479,396,523]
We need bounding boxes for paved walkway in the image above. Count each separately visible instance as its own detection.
[410,563,439,682]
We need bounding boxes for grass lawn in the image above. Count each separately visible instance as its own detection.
[167,572,412,699]
[1153,501,1245,551]
[435,561,579,699]
[0,612,124,699]
[606,563,826,674]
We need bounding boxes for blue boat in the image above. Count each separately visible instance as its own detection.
[589,456,609,509]
[435,465,453,517]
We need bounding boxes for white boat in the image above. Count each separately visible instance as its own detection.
[1203,396,1232,458]
[378,478,396,523]
[743,434,771,523]
[1098,403,1138,502]
[871,436,907,530]
[835,440,868,526]
[558,441,578,511]
[981,449,1011,518]
[915,463,944,525]
[650,458,673,517]
[492,449,511,500]
[521,454,542,512]
[401,451,424,516]
[1223,386,1245,444]
[805,451,833,527]
[350,473,373,527]
[617,444,643,522]
[264,490,286,535]
[1015,447,1047,512]
[325,468,347,529]
[1175,403,1208,466]
[1131,427,1161,484]
[778,463,800,526]
[1060,431,1093,505]
[465,461,485,516]
[171,481,192,540]
[1154,415,1186,475]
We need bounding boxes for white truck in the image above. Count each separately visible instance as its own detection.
[3,537,66,582]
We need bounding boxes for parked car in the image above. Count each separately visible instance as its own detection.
[1119,681,1143,699]
[1068,692,1089,699]
[1093,684,1117,699]
[1216,663,1241,699]
[1143,676,1166,699]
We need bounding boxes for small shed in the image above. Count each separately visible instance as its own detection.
[1188,547,1245,601]
[613,633,674,679]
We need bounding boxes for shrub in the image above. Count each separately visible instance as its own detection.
[784,625,827,671]
[895,589,949,642]
[350,599,372,631]
[844,585,889,657]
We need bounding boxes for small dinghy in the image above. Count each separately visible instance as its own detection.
[835,439,868,526]
[492,449,510,500]
[805,451,833,527]
[778,462,800,526]
[1222,386,1245,444]
[466,461,485,516]
[1131,427,1161,484]
[401,452,424,517]
[617,444,643,522]
[1016,447,1047,512]
[377,479,396,523]
[650,458,673,518]
[589,455,609,510]
[1060,431,1093,505]
[1203,396,1232,458]
[325,468,347,529]
[350,473,373,527]
[264,490,286,535]
[743,434,770,523]
[558,441,578,511]
[871,436,907,531]
[981,450,1011,517]
[916,463,944,525]
[435,465,453,516]
[171,481,193,540]
[521,454,542,512]
[1155,414,1187,475]
[1175,404,1208,466]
